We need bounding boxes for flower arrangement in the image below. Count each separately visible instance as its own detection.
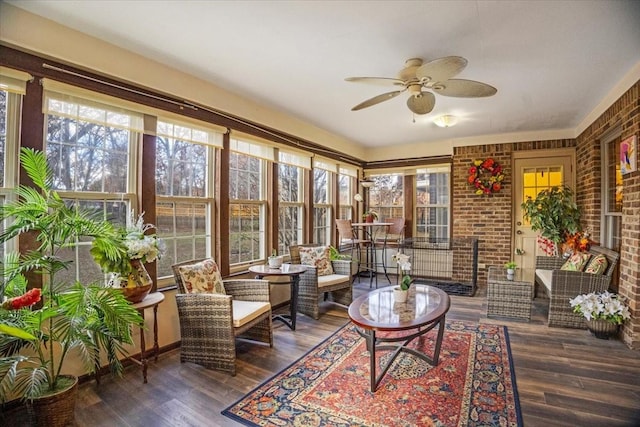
[468,158,505,195]
[569,291,630,325]
[91,210,164,283]
[124,210,164,264]
[392,252,412,291]
[564,229,592,254]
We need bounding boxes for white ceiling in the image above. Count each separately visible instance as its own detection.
[7,0,640,149]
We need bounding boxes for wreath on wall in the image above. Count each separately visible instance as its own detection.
[467,158,505,195]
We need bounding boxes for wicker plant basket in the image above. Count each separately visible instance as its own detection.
[26,375,78,427]
[586,319,619,340]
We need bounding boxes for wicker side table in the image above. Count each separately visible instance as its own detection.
[487,266,534,321]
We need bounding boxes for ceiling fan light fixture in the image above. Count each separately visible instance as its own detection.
[434,115,459,128]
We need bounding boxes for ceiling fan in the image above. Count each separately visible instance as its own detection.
[346,56,497,115]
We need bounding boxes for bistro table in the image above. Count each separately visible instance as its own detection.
[249,263,308,331]
[351,222,393,287]
[348,284,450,392]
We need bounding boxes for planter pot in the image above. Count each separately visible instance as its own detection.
[268,255,283,268]
[109,259,153,303]
[586,319,619,339]
[365,214,375,223]
[26,375,78,427]
[506,268,515,281]
[393,287,408,303]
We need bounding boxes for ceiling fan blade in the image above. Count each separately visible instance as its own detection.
[432,79,497,98]
[352,90,404,111]
[415,56,467,84]
[406,91,435,115]
[345,77,405,87]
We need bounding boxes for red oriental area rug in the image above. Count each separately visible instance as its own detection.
[223,321,522,427]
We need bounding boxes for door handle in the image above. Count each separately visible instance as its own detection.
[516,230,523,235]
[517,221,522,226]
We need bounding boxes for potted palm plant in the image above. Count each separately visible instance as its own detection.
[0,148,143,426]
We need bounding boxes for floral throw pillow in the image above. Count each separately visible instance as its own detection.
[178,259,226,294]
[584,254,608,275]
[298,246,334,276]
[560,252,591,272]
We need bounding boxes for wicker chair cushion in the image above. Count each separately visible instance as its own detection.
[178,259,226,294]
[584,254,608,275]
[560,252,591,271]
[317,274,351,288]
[298,246,334,276]
[535,269,553,293]
[232,300,271,328]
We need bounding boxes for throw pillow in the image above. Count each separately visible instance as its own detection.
[560,252,591,272]
[178,259,226,294]
[584,254,608,275]
[298,246,334,276]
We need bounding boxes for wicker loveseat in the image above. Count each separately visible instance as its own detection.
[172,259,273,376]
[289,245,353,320]
[534,246,619,328]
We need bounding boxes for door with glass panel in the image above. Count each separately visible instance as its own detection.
[513,149,575,274]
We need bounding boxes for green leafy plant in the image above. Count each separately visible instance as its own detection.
[0,148,143,403]
[328,246,351,261]
[504,261,517,270]
[521,186,581,246]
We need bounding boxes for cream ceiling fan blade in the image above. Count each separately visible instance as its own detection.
[406,91,435,115]
[415,56,467,84]
[351,90,405,111]
[433,79,497,97]
[345,77,405,87]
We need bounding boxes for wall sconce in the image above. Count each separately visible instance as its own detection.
[433,115,459,128]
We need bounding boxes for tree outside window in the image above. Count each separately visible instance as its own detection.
[229,151,266,264]
[415,167,450,241]
[155,119,217,282]
[278,163,304,255]
[313,168,332,245]
[369,174,403,220]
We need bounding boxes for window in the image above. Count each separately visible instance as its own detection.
[42,81,141,285]
[1,67,32,258]
[278,149,309,255]
[312,158,335,245]
[0,91,22,258]
[602,134,623,251]
[229,136,272,266]
[415,166,450,240]
[155,119,221,283]
[369,173,404,220]
[338,165,357,220]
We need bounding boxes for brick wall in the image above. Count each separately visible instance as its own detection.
[451,81,639,349]
[575,81,640,349]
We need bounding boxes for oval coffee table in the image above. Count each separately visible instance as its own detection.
[348,284,450,392]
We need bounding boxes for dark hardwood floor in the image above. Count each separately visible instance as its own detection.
[5,279,640,426]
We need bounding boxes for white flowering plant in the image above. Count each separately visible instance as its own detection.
[124,211,164,263]
[392,252,412,291]
[569,291,630,325]
[91,210,164,277]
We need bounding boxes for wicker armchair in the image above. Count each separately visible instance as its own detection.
[534,246,619,328]
[172,259,273,376]
[289,245,353,320]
